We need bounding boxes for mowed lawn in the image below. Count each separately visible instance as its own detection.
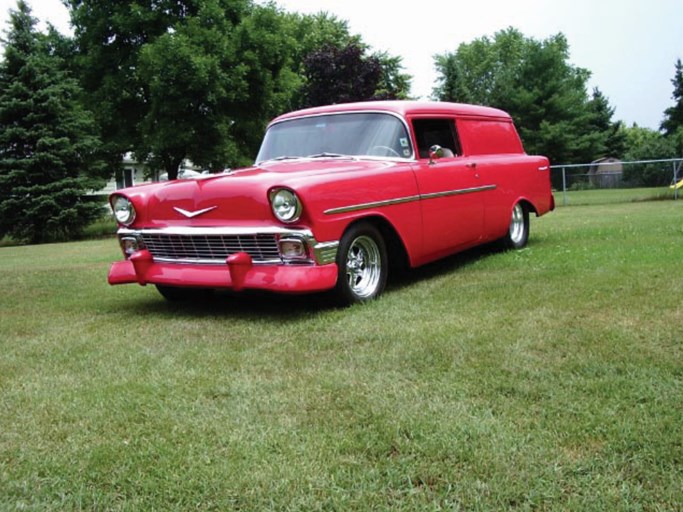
[1,200,681,511]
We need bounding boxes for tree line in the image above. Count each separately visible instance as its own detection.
[433,28,683,187]
[1,1,681,243]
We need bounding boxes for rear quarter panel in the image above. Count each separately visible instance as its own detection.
[455,117,553,240]
[475,155,553,240]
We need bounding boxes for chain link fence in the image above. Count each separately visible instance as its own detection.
[550,158,683,206]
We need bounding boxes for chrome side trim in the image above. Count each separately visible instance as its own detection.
[420,184,497,200]
[324,195,420,215]
[324,185,496,215]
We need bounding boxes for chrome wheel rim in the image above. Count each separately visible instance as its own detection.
[509,203,525,244]
[345,235,382,299]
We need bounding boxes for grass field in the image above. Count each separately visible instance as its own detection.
[555,186,677,206]
[1,201,682,510]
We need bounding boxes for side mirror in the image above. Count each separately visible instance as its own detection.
[429,145,444,165]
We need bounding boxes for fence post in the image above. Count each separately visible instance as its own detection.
[562,167,568,206]
[674,160,682,201]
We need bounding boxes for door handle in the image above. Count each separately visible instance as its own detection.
[466,162,477,169]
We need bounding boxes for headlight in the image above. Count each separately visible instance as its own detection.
[111,195,136,226]
[270,188,302,223]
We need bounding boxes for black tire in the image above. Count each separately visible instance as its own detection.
[501,202,529,250]
[334,222,388,304]
[156,285,213,302]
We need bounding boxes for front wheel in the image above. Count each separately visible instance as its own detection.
[334,223,388,304]
[501,202,529,249]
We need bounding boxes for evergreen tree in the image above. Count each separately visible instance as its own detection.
[0,1,105,243]
[587,87,626,158]
[661,58,683,136]
[373,51,412,101]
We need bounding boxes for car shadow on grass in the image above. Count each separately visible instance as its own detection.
[386,242,501,295]
[120,287,338,320]
[114,242,505,318]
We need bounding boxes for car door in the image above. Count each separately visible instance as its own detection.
[410,117,486,258]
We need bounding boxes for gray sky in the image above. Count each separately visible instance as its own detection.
[2,0,681,129]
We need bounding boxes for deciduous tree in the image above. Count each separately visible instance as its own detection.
[622,125,677,186]
[302,42,381,107]
[68,0,296,177]
[434,28,614,164]
[302,41,410,107]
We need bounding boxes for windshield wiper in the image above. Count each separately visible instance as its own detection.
[305,152,348,159]
[270,155,300,161]
[260,153,351,164]
[258,155,301,164]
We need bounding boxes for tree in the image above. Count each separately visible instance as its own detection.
[281,11,355,71]
[68,2,411,176]
[68,0,249,178]
[0,1,105,243]
[621,125,676,186]
[433,28,613,164]
[301,41,410,107]
[278,12,410,109]
[302,42,381,107]
[68,1,359,177]
[67,0,175,178]
[136,1,295,172]
[373,51,412,101]
[661,59,683,136]
[587,87,626,158]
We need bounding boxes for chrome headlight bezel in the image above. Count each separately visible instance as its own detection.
[111,195,136,226]
[269,188,302,223]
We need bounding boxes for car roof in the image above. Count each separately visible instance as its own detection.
[269,101,512,126]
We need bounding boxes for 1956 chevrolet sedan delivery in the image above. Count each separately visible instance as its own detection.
[108,101,554,304]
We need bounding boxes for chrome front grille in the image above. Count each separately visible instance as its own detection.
[140,232,281,264]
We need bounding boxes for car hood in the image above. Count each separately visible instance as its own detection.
[123,158,405,226]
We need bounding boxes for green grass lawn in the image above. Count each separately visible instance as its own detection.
[1,201,682,511]
[555,186,677,206]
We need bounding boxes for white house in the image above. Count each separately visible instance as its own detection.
[97,153,204,195]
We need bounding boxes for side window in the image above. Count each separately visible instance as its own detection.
[412,118,461,159]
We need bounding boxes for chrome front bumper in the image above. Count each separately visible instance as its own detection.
[116,226,339,266]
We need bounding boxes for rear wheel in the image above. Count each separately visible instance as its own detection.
[501,202,529,249]
[334,223,388,304]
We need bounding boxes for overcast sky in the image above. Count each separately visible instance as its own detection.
[2,0,681,129]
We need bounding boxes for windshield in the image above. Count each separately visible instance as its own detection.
[256,112,413,163]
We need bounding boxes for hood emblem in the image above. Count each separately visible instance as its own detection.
[173,206,217,218]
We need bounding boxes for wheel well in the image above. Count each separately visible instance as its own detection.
[345,216,410,272]
[519,199,537,216]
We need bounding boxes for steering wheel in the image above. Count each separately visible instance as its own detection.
[368,145,401,157]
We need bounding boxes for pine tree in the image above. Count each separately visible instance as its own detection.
[661,59,683,136]
[587,87,626,158]
[0,1,104,243]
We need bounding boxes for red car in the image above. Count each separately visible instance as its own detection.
[108,101,554,304]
